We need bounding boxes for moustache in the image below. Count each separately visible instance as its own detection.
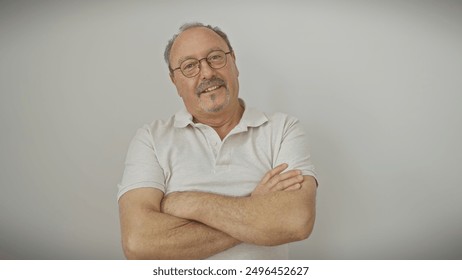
[196,77,225,95]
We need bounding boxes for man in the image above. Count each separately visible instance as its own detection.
[117,22,318,259]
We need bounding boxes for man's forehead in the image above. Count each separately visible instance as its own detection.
[170,27,228,62]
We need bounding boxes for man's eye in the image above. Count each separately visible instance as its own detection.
[183,62,196,70]
[209,55,222,61]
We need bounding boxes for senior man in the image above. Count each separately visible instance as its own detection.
[118,22,318,259]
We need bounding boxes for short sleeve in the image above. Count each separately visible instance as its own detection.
[275,116,318,184]
[117,125,166,200]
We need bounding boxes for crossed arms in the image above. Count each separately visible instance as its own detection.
[118,163,317,259]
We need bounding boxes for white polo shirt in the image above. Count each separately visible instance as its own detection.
[118,100,317,259]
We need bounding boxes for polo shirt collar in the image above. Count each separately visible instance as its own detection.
[173,108,194,128]
[238,100,268,128]
[173,98,268,129]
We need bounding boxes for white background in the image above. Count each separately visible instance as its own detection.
[0,0,461,259]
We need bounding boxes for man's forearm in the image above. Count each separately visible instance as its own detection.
[119,188,241,259]
[124,215,240,259]
[162,176,317,246]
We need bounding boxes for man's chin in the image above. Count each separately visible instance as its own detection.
[200,100,226,113]
[199,92,230,113]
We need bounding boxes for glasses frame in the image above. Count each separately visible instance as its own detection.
[171,50,232,78]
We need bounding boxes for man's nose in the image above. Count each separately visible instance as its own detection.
[199,59,215,79]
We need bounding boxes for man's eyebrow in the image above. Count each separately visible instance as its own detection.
[177,55,196,65]
[176,48,224,65]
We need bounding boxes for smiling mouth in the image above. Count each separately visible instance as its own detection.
[201,85,222,94]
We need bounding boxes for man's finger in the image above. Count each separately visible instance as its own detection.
[283,183,302,191]
[270,174,304,191]
[266,169,302,189]
[259,163,288,184]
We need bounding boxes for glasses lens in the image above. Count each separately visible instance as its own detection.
[181,59,200,77]
[207,50,227,69]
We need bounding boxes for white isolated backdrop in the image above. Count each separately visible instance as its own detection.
[1,0,461,259]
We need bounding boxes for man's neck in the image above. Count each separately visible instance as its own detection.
[193,102,244,140]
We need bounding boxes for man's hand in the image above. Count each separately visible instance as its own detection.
[251,163,304,196]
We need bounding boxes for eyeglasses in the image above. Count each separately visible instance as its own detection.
[171,50,232,78]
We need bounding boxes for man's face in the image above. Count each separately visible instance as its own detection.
[169,27,239,117]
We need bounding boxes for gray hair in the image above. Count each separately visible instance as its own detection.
[164,22,234,73]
